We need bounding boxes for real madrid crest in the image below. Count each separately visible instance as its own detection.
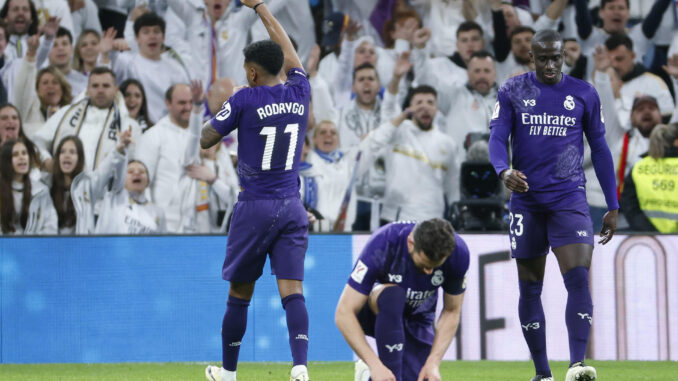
[564,95,575,111]
[431,269,444,286]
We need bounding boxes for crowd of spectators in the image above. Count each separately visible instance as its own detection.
[1,0,677,235]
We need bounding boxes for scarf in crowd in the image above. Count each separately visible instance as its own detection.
[50,98,121,170]
[300,162,318,210]
[314,148,343,163]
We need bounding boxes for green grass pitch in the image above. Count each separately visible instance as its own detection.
[1,361,677,380]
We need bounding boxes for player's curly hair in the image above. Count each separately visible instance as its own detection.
[413,218,456,262]
[243,40,284,76]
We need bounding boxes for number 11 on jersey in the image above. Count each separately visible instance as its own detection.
[259,123,299,171]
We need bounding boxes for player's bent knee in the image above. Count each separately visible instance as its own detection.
[375,285,406,317]
[229,281,255,300]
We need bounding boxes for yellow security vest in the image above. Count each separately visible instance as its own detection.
[631,156,678,233]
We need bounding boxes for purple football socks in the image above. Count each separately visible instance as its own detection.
[221,295,250,371]
[563,266,593,366]
[518,279,551,377]
[282,293,309,366]
[375,286,406,381]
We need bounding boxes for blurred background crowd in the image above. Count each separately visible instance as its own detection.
[1,0,678,236]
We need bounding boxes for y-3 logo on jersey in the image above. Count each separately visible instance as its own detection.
[387,274,402,283]
[578,313,592,325]
[523,99,536,107]
[522,322,541,331]
[385,343,403,353]
[577,230,588,237]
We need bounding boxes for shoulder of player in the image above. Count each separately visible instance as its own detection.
[448,233,470,265]
[564,73,595,91]
[497,72,532,94]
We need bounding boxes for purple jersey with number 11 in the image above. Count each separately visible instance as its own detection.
[210,68,310,200]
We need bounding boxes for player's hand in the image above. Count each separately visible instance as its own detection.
[412,27,431,49]
[41,16,60,39]
[393,51,413,79]
[190,79,205,105]
[501,169,529,193]
[116,127,133,153]
[370,363,396,381]
[417,361,441,381]
[306,211,317,224]
[593,45,610,72]
[186,164,217,184]
[662,53,678,79]
[599,208,618,245]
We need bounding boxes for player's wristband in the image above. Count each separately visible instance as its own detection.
[253,2,265,13]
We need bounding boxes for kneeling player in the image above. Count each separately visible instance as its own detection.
[335,219,469,381]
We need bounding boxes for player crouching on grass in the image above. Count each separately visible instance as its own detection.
[335,219,469,381]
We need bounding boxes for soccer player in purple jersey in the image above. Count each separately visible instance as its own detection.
[335,219,469,381]
[489,30,619,381]
[200,1,311,381]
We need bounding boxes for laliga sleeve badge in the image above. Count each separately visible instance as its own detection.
[564,95,575,111]
[600,105,605,123]
[511,236,517,250]
[216,102,232,121]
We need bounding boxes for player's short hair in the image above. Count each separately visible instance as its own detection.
[509,25,535,42]
[469,50,495,62]
[88,66,116,82]
[134,12,166,36]
[563,38,578,44]
[605,33,633,52]
[352,62,378,81]
[243,39,284,76]
[531,29,562,47]
[601,0,629,9]
[413,218,456,262]
[56,26,72,43]
[456,21,483,38]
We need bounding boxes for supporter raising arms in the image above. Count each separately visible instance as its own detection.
[100,12,192,123]
[49,131,131,235]
[0,137,57,235]
[94,157,167,235]
[14,18,72,138]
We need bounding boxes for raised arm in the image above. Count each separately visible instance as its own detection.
[241,0,303,73]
